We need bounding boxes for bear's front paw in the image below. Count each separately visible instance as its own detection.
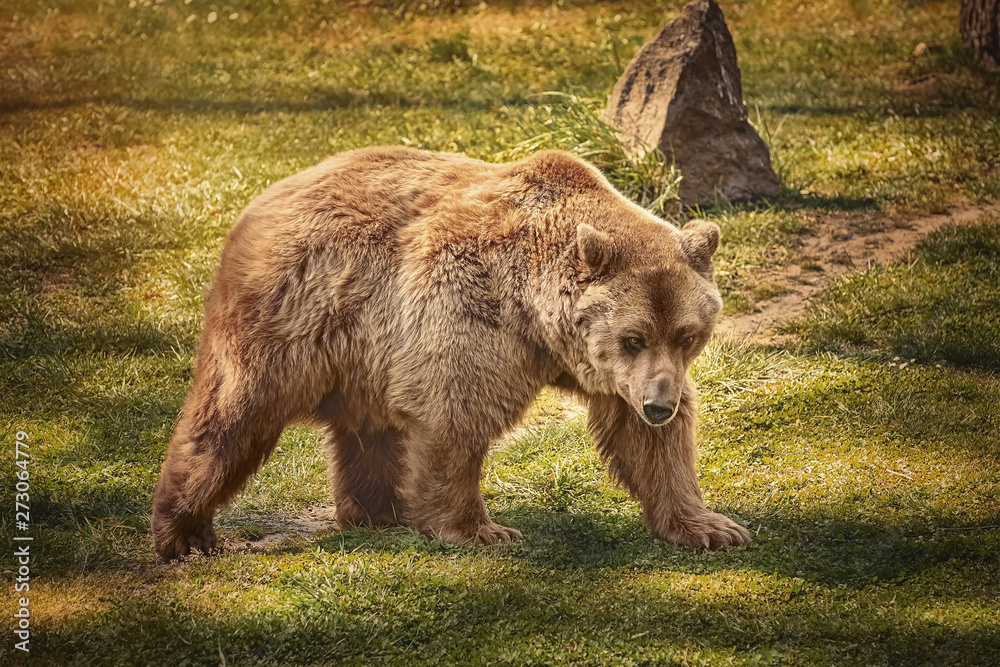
[428,520,522,546]
[476,521,522,546]
[658,511,752,550]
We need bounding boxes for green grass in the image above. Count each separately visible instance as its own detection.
[791,218,1000,370]
[1,1,999,664]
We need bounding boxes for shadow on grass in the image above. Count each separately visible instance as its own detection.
[0,86,534,117]
[765,102,974,119]
[683,191,877,220]
[765,103,870,117]
[12,536,999,666]
[0,359,185,570]
[304,506,1000,592]
[778,190,879,211]
[0,202,192,561]
[0,306,190,361]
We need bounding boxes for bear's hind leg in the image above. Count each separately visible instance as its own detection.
[324,425,404,528]
[587,382,752,550]
[152,349,295,561]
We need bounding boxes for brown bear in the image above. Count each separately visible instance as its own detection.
[151,146,752,561]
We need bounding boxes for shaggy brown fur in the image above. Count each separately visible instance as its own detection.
[151,146,752,561]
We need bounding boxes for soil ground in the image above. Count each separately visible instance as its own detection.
[715,203,1000,344]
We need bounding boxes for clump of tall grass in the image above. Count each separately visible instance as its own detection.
[500,93,682,219]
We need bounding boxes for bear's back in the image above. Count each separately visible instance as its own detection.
[227,147,506,258]
[203,148,521,343]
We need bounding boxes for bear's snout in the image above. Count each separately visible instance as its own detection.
[636,372,682,426]
[642,399,676,425]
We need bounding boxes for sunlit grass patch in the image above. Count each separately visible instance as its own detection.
[484,416,632,523]
[702,358,1000,527]
[226,427,331,516]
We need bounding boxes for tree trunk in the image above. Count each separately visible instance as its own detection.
[961,0,1000,70]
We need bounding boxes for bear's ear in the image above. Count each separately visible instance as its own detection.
[680,220,720,278]
[576,223,618,277]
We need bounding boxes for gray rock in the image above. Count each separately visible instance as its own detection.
[601,0,780,206]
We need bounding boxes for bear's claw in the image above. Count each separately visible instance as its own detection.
[477,521,523,545]
[658,511,752,550]
[427,520,522,546]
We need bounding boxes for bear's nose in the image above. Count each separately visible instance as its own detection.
[642,401,672,425]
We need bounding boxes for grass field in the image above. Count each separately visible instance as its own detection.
[2,1,999,664]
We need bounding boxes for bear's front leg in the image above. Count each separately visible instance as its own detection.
[399,428,521,546]
[586,382,751,550]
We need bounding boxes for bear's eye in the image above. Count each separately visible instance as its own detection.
[624,336,645,353]
[681,335,696,348]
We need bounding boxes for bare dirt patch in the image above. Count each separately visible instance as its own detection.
[715,203,1000,344]
[224,504,340,553]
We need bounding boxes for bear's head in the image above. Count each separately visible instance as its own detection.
[572,219,722,426]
